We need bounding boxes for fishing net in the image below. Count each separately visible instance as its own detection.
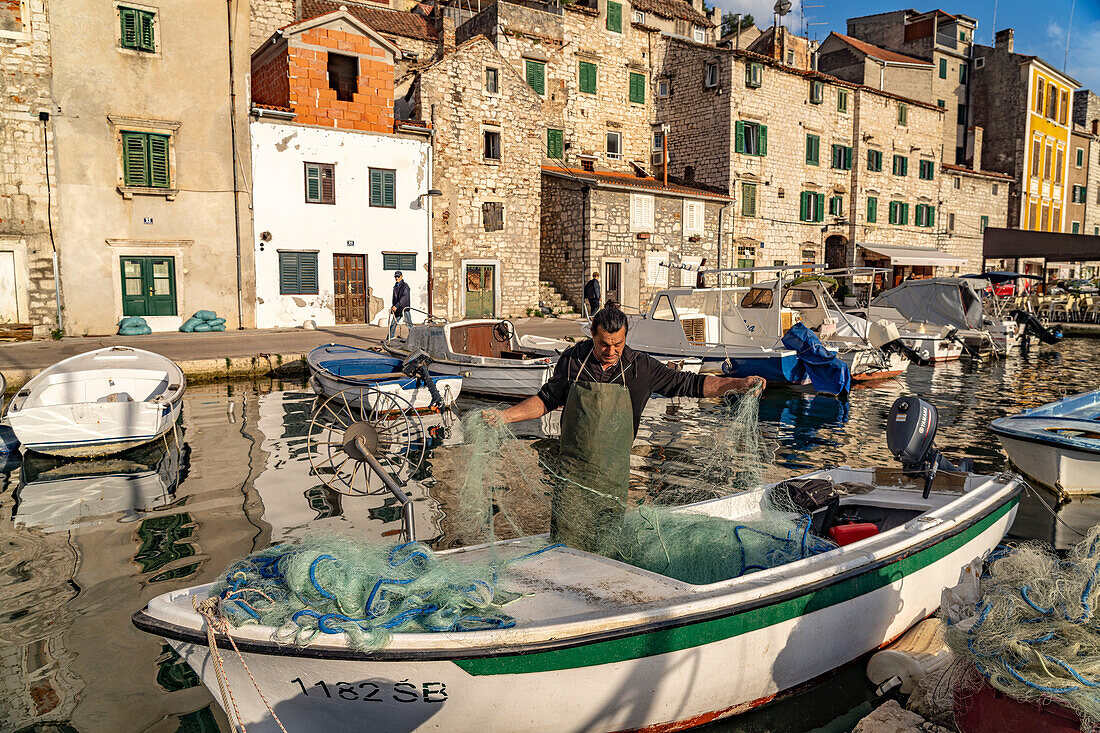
[211,386,837,647]
[945,527,1100,726]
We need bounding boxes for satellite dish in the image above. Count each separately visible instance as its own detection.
[774,0,792,16]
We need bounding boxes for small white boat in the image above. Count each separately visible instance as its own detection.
[990,389,1100,495]
[307,344,462,411]
[4,346,185,457]
[385,320,554,398]
[134,463,1020,732]
[0,370,19,455]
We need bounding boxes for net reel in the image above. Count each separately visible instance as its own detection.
[307,385,426,541]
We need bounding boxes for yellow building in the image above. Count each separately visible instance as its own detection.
[971,29,1080,232]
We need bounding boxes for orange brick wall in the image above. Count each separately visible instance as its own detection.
[252,50,290,108]
[287,28,394,133]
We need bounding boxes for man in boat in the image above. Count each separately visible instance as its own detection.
[389,271,412,338]
[583,271,601,317]
[483,305,764,555]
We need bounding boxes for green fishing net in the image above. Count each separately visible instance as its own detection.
[945,526,1100,726]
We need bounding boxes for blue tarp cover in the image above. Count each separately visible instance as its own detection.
[781,323,851,396]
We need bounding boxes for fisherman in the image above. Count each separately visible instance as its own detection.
[483,304,764,555]
[389,271,412,338]
[583,271,601,317]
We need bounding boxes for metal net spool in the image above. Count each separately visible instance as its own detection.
[307,386,426,498]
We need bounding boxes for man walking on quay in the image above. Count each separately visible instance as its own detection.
[389,271,411,338]
[584,271,601,317]
[483,305,764,555]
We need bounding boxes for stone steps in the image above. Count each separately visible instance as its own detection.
[538,281,580,318]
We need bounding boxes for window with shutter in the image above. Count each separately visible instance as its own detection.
[939,58,947,79]
[828,196,843,216]
[814,193,824,222]
[867,149,882,172]
[705,62,719,88]
[629,72,645,104]
[483,130,501,161]
[799,191,809,221]
[980,215,988,233]
[898,103,908,126]
[482,201,504,232]
[684,200,705,232]
[306,163,335,204]
[805,134,819,166]
[120,7,155,52]
[606,1,622,32]
[867,196,877,223]
[745,62,762,88]
[122,131,171,188]
[485,67,499,94]
[901,203,909,225]
[893,155,908,176]
[279,252,319,295]
[741,183,756,218]
[837,89,848,113]
[525,60,545,95]
[809,80,823,104]
[382,253,417,270]
[547,129,564,159]
[579,61,597,94]
[630,193,654,231]
[368,167,395,208]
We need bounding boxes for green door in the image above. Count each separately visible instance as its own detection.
[465,264,495,319]
[121,256,177,316]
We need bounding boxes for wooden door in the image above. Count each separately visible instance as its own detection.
[604,261,621,305]
[121,256,177,317]
[333,254,367,324]
[0,251,17,322]
[465,264,495,318]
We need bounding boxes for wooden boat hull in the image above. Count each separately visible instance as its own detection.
[383,349,552,398]
[135,472,1019,733]
[992,433,1100,495]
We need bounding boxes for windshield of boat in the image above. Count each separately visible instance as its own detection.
[781,288,819,310]
[652,295,676,321]
[741,288,773,309]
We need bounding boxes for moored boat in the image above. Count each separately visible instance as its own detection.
[384,319,554,398]
[990,389,1100,495]
[134,463,1020,732]
[4,347,185,457]
[307,343,462,410]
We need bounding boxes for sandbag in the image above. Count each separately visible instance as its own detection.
[192,323,212,332]
[206,317,226,327]
[208,324,226,332]
[192,310,217,321]
[118,325,151,336]
[118,316,146,328]
[180,316,203,333]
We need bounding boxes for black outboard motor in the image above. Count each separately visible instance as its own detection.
[879,338,930,366]
[1010,309,1062,346]
[886,396,963,499]
[401,349,444,409]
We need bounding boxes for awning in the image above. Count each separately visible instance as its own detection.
[858,243,966,267]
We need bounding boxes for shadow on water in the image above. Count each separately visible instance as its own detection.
[0,341,1097,731]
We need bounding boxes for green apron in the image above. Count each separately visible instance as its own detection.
[551,350,634,555]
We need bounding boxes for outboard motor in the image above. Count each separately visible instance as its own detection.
[869,320,930,366]
[401,349,445,408]
[886,396,964,499]
[1010,309,1062,346]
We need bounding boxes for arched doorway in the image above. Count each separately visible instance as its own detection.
[825,234,848,271]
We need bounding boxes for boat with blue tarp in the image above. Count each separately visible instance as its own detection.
[307,343,462,410]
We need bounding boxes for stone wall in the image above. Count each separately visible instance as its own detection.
[938,167,1010,270]
[0,0,59,334]
[539,174,587,308]
[251,0,296,51]
[1067,129,1090,233]
[970,44,1030,227]
[1074,90,1100,132]
[416,36,543,318]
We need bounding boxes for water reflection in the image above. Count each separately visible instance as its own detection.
[0,340,1097,731]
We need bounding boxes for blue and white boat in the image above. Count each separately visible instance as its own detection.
[990,389,1100,495]
[307,344,462,411]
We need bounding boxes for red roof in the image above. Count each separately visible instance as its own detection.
[630,0,713,27]
[941,163,1013,180]
[828,32,932,66]
[542,165,730,200]
[299,0,438,42]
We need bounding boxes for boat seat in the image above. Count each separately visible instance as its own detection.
[97,392,134,403]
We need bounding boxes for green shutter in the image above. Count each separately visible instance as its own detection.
[309,165,324,203]
[300,253,318,293]
[928,206,935,227]
[939,58,947,79]
[814,193,824,222]
[915,205,924,227]
[734,121,744,154]
[148,134,170,187]
[742,183,756,217]
[138,10,155,52]
[122,132,148,187]
[844,146,852,170]
[120,7,138,49]
[799,191,809,221]
[629,72,645,104]
[579,61,596,94]
[889,202,896,225]
[759,125,767,156]
[806,134,818,166]
[279,252,300,294]
[525,61,545,95]
[901,203,909,225]
[980,215,988,233]
[383,169,395,207]
[606,1,622,32]
[547,128,563,159]
[867,197,877,223]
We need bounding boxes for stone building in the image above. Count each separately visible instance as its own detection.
[843,9,977,165]
[971,29,1079,233]
[540,166,730,313]
[938,157,1011,269]
[0,0,59,336]
[817,33,933,103]
[249,10,432,329]
[411,36,544,318]
[47,0,255,334]
[1067,126,1093,236]
[1075,90,1100,238]
[746,25,817,71]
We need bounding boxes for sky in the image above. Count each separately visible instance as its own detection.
[712,0,1100,93]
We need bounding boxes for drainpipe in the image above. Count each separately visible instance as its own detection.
[428,103,437,316]
[40,111,63,332]
[227,0,245,330]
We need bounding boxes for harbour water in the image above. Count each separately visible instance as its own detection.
[2,338,1098,732]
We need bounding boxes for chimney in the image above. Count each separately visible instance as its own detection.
[691,0,703,12]
[970,126,983,171]
[994,28,1014,53]
[441,14,455,51]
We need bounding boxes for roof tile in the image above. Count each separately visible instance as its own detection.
[630,0,713,28]
[299,0,439,42]
[542,165,730,199]
[829,32,932,66]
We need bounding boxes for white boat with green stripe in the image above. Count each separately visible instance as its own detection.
[134,466,1020,732]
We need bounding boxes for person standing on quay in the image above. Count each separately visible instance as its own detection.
[389,271,411,338]
[584,271,601,317]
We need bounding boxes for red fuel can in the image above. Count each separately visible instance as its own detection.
[828,522,879,546]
